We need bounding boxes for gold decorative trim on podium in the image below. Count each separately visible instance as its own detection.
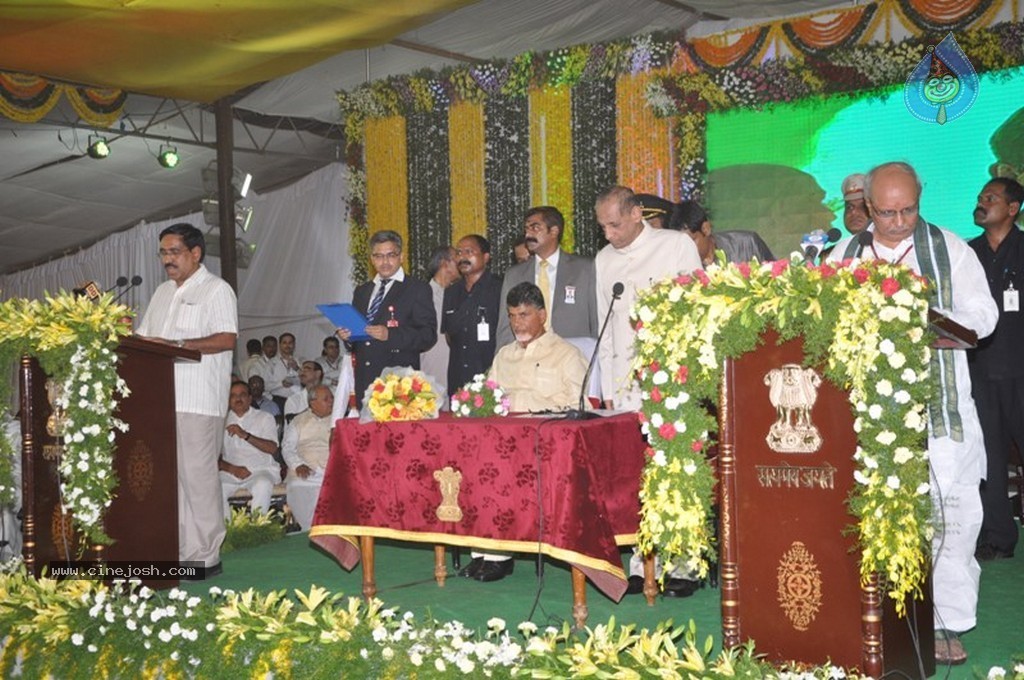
[126,440,155,502]
[51,505,76,560]
[433,466,463,522]
[777,541,823,631]
[44,378,65,438]
[764,364,823,454]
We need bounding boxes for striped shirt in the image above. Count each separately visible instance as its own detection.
[137,264,237,417]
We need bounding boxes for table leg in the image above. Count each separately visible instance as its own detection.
[571,567,588,630]
[360,536,377,600]
[434,546,447,587]
[643,552,657,605]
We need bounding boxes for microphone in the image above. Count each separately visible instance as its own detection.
[72,280,102,301]
[565,281,624,421]
[112,275,143,303]
[855,230,873,258]
[114,275,129,289]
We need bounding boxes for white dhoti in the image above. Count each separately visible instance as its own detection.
[286,470,324,531]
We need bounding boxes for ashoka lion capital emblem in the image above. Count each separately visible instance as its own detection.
[764,364,822,454]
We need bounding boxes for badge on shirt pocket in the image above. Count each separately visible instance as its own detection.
[1005,284,1020,312]
[386,305,399,328]
[564,286,576,304]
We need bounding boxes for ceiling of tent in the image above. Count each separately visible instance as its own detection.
[0,0,847,275]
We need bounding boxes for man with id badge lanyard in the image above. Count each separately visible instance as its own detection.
[968,177,1024,562]
[442,235,503,397]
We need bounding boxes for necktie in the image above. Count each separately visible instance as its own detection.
[537,260,552,330]
[367,278,390,322]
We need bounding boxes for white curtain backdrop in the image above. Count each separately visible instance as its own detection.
[1,162,353,370]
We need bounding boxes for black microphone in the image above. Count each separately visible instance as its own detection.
[825,227,842,243]
[565,281,624,421]
[114,275,129,288]
[112,275,143,303]
[855,230,873,258]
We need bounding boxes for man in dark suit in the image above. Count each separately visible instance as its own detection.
[337,230,436,409]
[496,206,598,349]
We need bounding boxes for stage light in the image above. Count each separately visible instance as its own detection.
[157,143,179,168]
[201,161,253,199]
[87,135,110,159]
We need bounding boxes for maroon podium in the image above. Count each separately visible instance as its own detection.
[20,336,198,589]
[717,332,933,677]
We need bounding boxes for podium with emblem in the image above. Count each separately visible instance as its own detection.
[717,332,934,677]
[20,337,197,588]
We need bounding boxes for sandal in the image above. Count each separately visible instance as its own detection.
[934,629,967,666]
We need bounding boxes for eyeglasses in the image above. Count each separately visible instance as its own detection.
[872,205,918,220]
[158,247,188,257]
[370,251,401,261]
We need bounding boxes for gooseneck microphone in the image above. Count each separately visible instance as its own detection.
[565,281,624,421]
[112,275,143,303]
[855,230,874,258]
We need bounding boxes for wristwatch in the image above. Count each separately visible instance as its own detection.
[175,339,185,348]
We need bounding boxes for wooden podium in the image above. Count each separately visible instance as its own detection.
[20,336,198,589]
[718,332,933,678]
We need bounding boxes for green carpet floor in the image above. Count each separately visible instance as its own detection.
[184,529,1023,679]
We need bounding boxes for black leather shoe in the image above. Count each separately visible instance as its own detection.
[458,557,484,578]
[474,559,514,582]
[975,544,1014,561]
[625,575,645,595]
[663,578,700,598]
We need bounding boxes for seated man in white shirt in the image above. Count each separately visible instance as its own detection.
[459,282,588,583]
[218,380,281,518]
[283,360,324,419]
[281,384,335,531]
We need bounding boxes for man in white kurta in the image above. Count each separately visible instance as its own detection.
[829,163,998,662]
[282,384,335,531]
[219,380,281,518]
[594,186,703,410]
[136,223,237,573]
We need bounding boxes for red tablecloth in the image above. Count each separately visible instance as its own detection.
[310,412,646,600]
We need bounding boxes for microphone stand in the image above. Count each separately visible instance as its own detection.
[565,284,622,421]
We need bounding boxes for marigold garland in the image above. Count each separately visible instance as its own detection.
[448,100,488,248]
[365,116,409,271]
[633,257,934,614]
[529,86,575,250]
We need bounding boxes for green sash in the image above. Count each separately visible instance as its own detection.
[843,221,961,441]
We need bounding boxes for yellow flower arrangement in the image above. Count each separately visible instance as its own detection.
[0,291,132,544]
[363,368,440,423]
[633,256,933,614]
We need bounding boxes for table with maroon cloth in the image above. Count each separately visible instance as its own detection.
[309,412,650,625]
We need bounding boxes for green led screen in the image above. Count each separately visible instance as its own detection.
[704,67,1024,259]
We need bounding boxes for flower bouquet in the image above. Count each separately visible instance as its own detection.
[361,367,440,423]
[450,374,511,417]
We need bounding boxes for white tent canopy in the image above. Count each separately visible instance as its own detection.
[0,0,851,275]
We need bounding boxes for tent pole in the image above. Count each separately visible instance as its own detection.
[215,98,238,291]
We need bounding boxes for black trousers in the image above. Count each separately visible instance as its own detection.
[971,374,1024,552]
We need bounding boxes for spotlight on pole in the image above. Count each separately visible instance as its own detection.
[157,143,180,169]
[87,135,110,159]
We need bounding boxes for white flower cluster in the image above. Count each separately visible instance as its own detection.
[369,611,527,675]
[55,344,130,535]
[71,583,203,661]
